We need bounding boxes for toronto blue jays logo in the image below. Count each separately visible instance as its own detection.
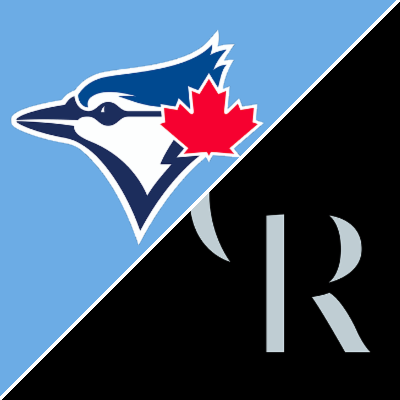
[12,32,261,243]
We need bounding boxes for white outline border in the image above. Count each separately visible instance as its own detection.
[2,2,399,397]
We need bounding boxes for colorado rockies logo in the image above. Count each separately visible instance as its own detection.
[192,194,369,352]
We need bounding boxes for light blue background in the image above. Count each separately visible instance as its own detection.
[0,0,394,394]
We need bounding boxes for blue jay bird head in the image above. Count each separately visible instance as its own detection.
[12,32,233,243]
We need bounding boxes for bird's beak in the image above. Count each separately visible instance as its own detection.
[13,96,85,140]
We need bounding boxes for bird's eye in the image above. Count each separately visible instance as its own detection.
[93,102,124,126]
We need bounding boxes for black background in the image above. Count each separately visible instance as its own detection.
[7,4,399,397]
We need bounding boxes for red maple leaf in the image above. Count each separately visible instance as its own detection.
[161,77,261,159]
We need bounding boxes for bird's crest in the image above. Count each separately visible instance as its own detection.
[77,32,233,109]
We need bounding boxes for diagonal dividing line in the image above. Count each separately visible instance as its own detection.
[2,1,399,397]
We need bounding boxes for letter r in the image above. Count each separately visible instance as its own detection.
[266,215,369,352]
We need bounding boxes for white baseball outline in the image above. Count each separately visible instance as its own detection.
[11,31,234,244]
